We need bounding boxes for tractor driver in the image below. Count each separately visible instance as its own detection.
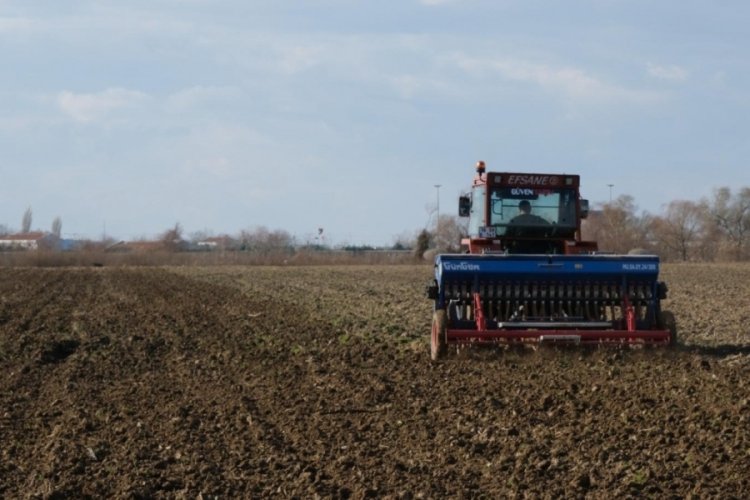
[509,200,549,226]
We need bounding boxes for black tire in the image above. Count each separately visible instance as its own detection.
[659,310,678,347]
[431,309,448,361]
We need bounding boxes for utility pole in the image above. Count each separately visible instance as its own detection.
[434,184,441,251]
[607,184,614,203]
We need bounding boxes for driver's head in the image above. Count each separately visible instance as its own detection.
[518,200,531,213]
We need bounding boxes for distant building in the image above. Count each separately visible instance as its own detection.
[0,232,57,251]
[196,236,236,251]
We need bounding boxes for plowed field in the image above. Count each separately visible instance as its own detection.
[1,264,749,498]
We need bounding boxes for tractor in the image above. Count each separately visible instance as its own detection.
[426,161,676,360]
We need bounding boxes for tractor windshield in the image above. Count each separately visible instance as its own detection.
[489,187,577,235]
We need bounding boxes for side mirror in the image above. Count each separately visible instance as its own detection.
[580,199,590,219]
[458,195,471,217]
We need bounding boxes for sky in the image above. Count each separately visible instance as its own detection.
[1,0,749,245]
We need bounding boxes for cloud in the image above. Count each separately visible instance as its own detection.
[647,63,688,82]
[189,155,231,177]
[277,45,324,74]
[57,88,148,122]
[170,122,277,179]
[0,16,37,35]
[385,73,456,100]
[0,13,49,34]
[165,85,242,111]
[451,53,660,104]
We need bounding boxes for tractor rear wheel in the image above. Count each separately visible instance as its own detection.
[431,309,447,361]
[659,310,678,347]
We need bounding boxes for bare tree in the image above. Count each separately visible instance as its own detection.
[391,230,415,250]
[22,207,32,233]
[160,223,184,252]
[582,195,650,254]
[694,214,723,261]
[51,217,63,239]
[239,226,294,254]
[413,229,431,259]
[710,187,750,260]
[650,200,707,261]
[188,229,214,243]
[433,214,467,253]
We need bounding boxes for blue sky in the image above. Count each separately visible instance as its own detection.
[1,0,749,245]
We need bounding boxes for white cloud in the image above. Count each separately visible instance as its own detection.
[385,74,456,100]
[277,45,324,74]
[647,63,688,82]
[190,155,231,177]
[172,123,276,178]
[451,53,660,104]
[57,88,148,122]
[0,16,37,35]
[165,85,242,111]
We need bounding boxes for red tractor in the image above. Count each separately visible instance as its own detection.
[427,161,676,360]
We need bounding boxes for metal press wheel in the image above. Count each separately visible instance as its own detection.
[431,309,447,361]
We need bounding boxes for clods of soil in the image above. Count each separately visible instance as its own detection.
[1,264,749,497]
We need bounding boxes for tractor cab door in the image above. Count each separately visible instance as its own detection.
[467,185,486,238]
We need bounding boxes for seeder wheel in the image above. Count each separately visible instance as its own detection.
[659,310,678,347]
[431,309,447,361]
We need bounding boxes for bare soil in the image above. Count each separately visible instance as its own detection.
[1,264,749,498]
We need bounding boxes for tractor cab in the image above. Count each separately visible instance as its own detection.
[459,162,595,255]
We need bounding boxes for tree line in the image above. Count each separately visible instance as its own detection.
[582,187,750,261]
[4,186,749,262]
[111,184,750,261]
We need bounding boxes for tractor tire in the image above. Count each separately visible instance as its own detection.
[431,309,448,361]
[659,310,678,347]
